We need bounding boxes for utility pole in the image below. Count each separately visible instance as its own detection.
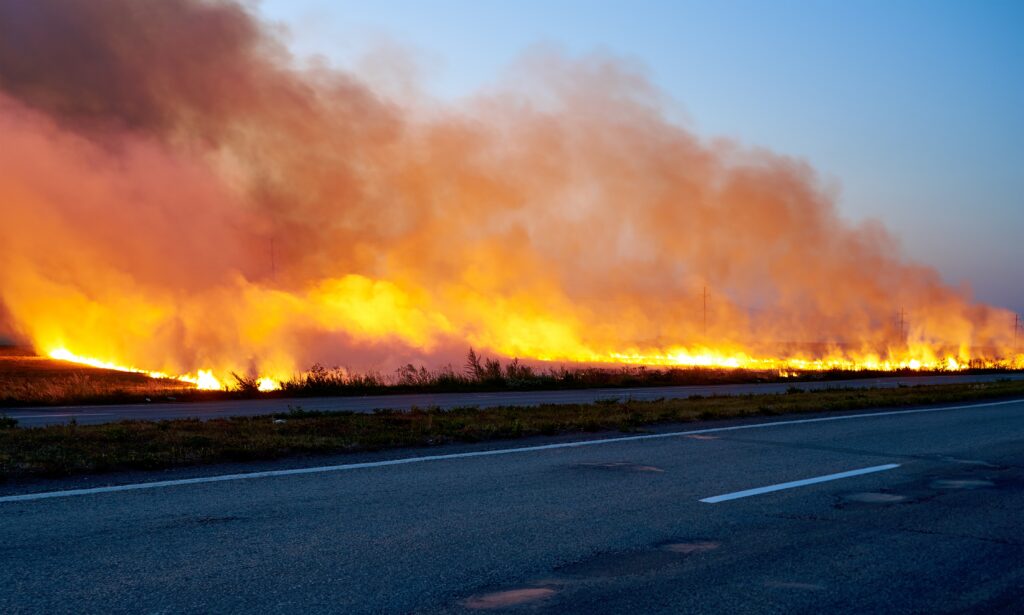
[1015,313,1020,351]
[703,285,707,338]
[897,307,906,342]
[270,237,276,281]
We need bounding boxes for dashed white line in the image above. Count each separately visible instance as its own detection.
[0,397,1019,504]
[700,463,901,503]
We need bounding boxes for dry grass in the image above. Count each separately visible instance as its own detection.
[2,379,1022,480]
[6,346,1014,407]
[0,347,194,405]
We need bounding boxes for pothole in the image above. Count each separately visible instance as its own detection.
[463,588,556,610]
[559,550,678,578]
[931,479,995,489]
[193,515,243,525]
[937,456,1000,468]
[163,515,244,528]
[572,462,664,473]
[555,545,697,579]
[764,581,825,591]
[660,541,720,554]
[841,492,907,503]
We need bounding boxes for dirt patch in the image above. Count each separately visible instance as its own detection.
[571,462,664,473]
[463,588,556,609]
[660,540,720,554]
[555,539,718,579]
[841,492,908,504]
[930,479,995,489]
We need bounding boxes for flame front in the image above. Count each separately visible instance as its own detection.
[0,1,1020,388]
[47,348,228,390]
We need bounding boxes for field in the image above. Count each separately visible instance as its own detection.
[2,378,1023,480]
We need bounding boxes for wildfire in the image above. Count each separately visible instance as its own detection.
[47,348,286,392]
[44,340,1021,395]
[47,348,225,390]
[182,370,225,391]
[544,344,1022,373]
[48,348,163,377]
[1,1,1021,389]
[601,347,959,372]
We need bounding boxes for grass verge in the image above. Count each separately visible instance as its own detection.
[2,379,1023,481]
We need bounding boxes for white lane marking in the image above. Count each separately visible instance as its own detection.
[0,397,1020,504]
[700,463,901,503]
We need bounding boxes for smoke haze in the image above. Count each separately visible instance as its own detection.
[0,0,1017,381]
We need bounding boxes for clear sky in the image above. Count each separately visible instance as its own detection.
[260,0,1023,314]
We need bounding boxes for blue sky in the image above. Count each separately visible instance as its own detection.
[261,0,1023,314]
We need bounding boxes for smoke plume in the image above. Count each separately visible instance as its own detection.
[0,0,1017,381]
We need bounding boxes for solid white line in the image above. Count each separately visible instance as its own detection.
[699,463,901,503]
[0,397,1020,504]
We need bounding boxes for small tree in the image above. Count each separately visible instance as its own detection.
[504,358,535,381]
[464,347,484,381]
[396,363,432,386]
[483,357,503,381]
[230,372,260,393]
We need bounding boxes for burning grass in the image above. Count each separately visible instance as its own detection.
[4,346,1018,407]
[281,360,813,396]
[0,347,196,405]
[2,379,1023,480]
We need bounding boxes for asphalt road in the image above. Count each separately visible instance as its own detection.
[5,372,1024,426]
[2,397,1024,613]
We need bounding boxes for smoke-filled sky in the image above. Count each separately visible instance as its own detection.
[264,0,1024,315]
[0,0,1019,379]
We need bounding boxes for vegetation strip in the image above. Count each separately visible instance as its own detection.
[6,345,1020,407]
[1,380,1023,480]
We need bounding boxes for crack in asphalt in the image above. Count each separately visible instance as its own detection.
[892,526,1024,547]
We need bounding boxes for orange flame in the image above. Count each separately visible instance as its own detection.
[48,348,227,390]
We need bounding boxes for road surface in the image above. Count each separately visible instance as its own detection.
[5,372,1023,426]
[2,397,1023,612]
